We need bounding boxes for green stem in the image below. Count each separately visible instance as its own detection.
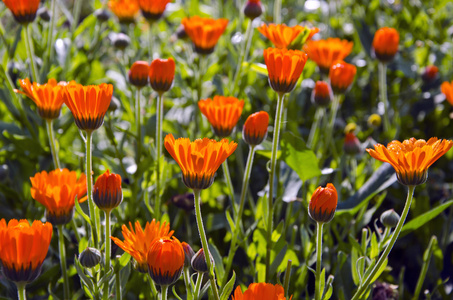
[231,19,253,97]
[16,283,26,300]
[315,222,324,300]
[412,236,437,300]
[378,62,390,133]
[45,0,57,67]
[193,273,203,300]
[46,119,60,169]
[160,285,168,300]
[103,211,111,300]
[194,56,204,138]
[155,92,164,221]
[265,93,285,282]
[85,131,99,248]
[58,225,70,300]
[351,185,415,300]
[148,23,154,61]
[307,107,324,149]
[135,88,142,164]
[326,94,341,144]
[273,0,282,24]
[183,267,193,300]
[71,219,81,241]
[24,24,39,82]
[222,160,236,214]
[193,189,221,300]
[115,266,122,300]
[148,274,158,299]
[283,259,292,299]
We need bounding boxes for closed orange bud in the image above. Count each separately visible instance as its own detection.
[93,170,122,212]
[129,61,150,88]
[308,183,338,223]
[2,0,40,24]
[243,111,269,146]
[441,81,453,106]
[311,81,332,107]
[138,0,171,21]
[372,27,399,63]
[147,237,185,286]
[108,0,139,24]
[329,60,356,94]
[422,65,439,83]
[232,283,290,300]
[149,58,175,94]
[243,0,263,20]
[343,132,362,155]
[182,16,229,55]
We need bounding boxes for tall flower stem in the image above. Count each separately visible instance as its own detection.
[155,92,164,221]
[45,0,57,67]
[315,222,324,300]
[194,56,205,137]
[23,24,39,82]
[193,273,203,300]
[103,211,111,300]
[115,266,122,300]
[273,0,282,24]
[160,285,168,300]
[148,274,158,299]
[412,236,436,300]
[58,225,70,300]
[326,94,341,145]
[135,88,142,164]
[183,267,193,300]
[222,160,235,213]
[378,62,390,133]
[351,185,415,300]
[16,283,26,300]
[148,22,156,61]
[230,19,253,97]
[193,189,221,300]
[85,131,99,248]
[307,107,324,149]
[265,93,285,282]
[46,120,60,169]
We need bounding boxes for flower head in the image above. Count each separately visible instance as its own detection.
[329,60,356,94]
[138,0,171,21]
[63,82,113,132]
[198,96,244,138]
[181,16,229,55]
[108,0,139,23]
[308,183,338,223]
[305,38,354,74]
[111,220,174,273]
[372,27,399,63]
[129,61,150,88]
[0,219,52,283]
[2,0,40,24]
[191,248,214,273]
[93,170,122,212]
[422,65,439,83]
[147,237,185,286]
[441,81,453,106]
[243,0,263,20]
[232,283,290,300]
[164,134,237,190]
[344,132,361,155]
[181,242,195,268]
[311,81,332,107]
[30,169,87,225]
[243,111,269,146]
[149,58,175,94]
[264,48,308,94]
[257,24,319,49]
[366,138,453,186]
[15,78,65,120]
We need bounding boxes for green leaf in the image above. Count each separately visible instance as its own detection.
[209,242,225,281]
[220,271,236,300]
[370,233,379,259]
[351,247,360,286]
[320,268,326,298]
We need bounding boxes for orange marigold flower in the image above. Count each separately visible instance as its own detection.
[2,0,40,24]
[0,219,52,283]
[181,16,229,55]
[93,170,122,212]
[264,48,308,94]
[441,81,453,106]
[243,0,263,20]
[164,134,238,190]
[329,60,357,94]
[232,283,291,300]
[63,82,113,132]
[129,61,150,88]
[308,183,338,223]
[243,111,269,146]
[198,96,244,138]
[147,237,185,286]
[15,78,65,120]
[139,0,171,21]
[372,27,399,63]
[305,38,354,74]
[111,220,174,273]
[108,0,139,24]
[149,58,175,94]
[311,81,332,107]
[367,138,453,186]
[30,169,87,226]
[257,24,319,49]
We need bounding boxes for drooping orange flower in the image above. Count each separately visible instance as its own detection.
[372,27,399,63]
[147,237,185,286]
[0,219,52,283]
[63,82,113,132]
[243,111,269,146]
[308,183,338,223]
[129,61,150,88]
[232,283,291,300]
[138,0,171,21]
[181,16,229,55]
[93,170,122,212]
[198,96,245,138]
[367,138,453,186]
[263,48,308,94]
[149,58,175,94]
[30,169,87,226]
[243,0,263,20]
[111,220,174,273]
[305,38,354,74]
[108,0,140,23]
[257,24,319,49]
[329,60,357,94]
[2,0,40,24]
[311,81,332,107]
[15,78,65,120]
[164,134,238,190]
[441,81,453,106]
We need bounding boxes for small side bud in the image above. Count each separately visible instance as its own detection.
[79,247,101,268]
[191,248,214,273]
[380,209,400,228]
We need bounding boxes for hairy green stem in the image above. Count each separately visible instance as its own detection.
[24,24,39,82]
[71,219,81,241]
[412,236,437,300]
[315,222,324,300]
[135,88,142,164]
[16,283,26,300]
[231,19,253,97]
[307,107,324,149]
[183,267,193,300]
[379,62,390,133]
[103,211,111,300]
[155,92,164,221]
[58,225,70,300]
[193,273,203,300]
[46,120,60,169]
[115,266,122,300]
[45,0,57,67]
[160,285,168,300]
[148,274,158,299]
[85,131,99,248]
[283,259,292,299]
[273,0,282,24]
[222,160,236,214]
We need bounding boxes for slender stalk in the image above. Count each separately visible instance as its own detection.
[16,283,26,300]
[85,131,99,248]
[183,267,193,300]
[265,93,285,282]
[193,273,203,300]
[231,19,253,97]
[412,236,437,300]
[148,23,154,61]
[378,62,390,133]
[326,94,341,145]
[115,265,122,300]
[193,189,221,300]
[307,107,324,149]
[135,88,142,164]
[273,0,282,24]
[283,260,292,299]
[155,92,164,221]
[58,225,70,300]
[222,160,236,213]
[351,185,415,300]
[71,219,81,241]
[194,56,205,137]
[45,0,57,67]
[148,274,158,299]
[314,222,324,300]
[160,285,168,300]
[23,24,39,82]
[46,120,60,169]
[103,211,111,300]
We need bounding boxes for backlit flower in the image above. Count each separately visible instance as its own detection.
[308,183,338,223]
[243,0,263,20]
[149,58,175,94]
[30,169,87,226]
[15,78,65,120]
[367,138,453,186]
[164,134,237,190]
[129,61,150,88]
[181,16,229,55]
[243,111,269,146]
[111,220,174,273]
[108,0,139,23]
[232,283,290,300]
[441,81,453,106]
[198,96,244,138]
[2,0,40,24]
[311,81,332,107]
[147,237,185,286]
[138,0,171,21]
[257,24,319,49]
[329,60,356,94]
[305,38,354,74]
[263,48,308,94]
[372,27,399,63]
[0,219,52,283]
[93,170,122,212]
[63,82,113,132]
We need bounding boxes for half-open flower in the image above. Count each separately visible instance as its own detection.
[2,0,40,24]
[311,81,332,107]
[232,283,290,300]
[257,23,319,49]
[164,134,238,190]
[308,183,338,224]
[305,38,354,74]
[329,60,357,94]
[181,16,229,55]
[243,111,269,146]
[441,81,453,106]
[372,27,399,63]
[149,58,175,94]
[147,237,185,286]
[129,61,150,88]
[108,0,140,24]
[93,170,122,212]
[366,138,453,186]
[138,0,171,21]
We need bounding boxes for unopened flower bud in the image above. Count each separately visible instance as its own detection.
[421,65,439,83]
[181,242,195,268]
[344,132,362,155]
[112,33,130,50]
[79,247,101,268]
[243,111,269,146]
[37,7,51,22]
[367,114,382,129]
[191,248,214,273]
[308,183,338,223]
[311,81,332,107]
[94,9,111,22]
[380,209,400,228]
[170,193,195,211]
[93,170,123,212]
[244,0,263,20]
[128,61,150,88]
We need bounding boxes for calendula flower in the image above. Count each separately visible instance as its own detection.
[147,237,185,286]
[149,58,175,94]
[329,60,357,94]
[232,283,291,300]
[30,169,87,226]
[164,134,238,190]
[243,0,263,20]
[305,38,354,74]
[367,138,453,186]
[0,219,53,283]
[15,78,65,120]
[198,96,245,138]
[263,47,308,94]
[93,170,122,212]
[242,111,269,146]
[129,61,150,88]
[308,183,338,223]
[441,81,453,106]
[372,27,399,63]
[257,23,319,49]
[2,0,40,24]
[108,0,139,23]
[111,220,174,273]
[181,16,229,55]
[138,0,171,21]
[311,81,332,107]
[63,82,113,132]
